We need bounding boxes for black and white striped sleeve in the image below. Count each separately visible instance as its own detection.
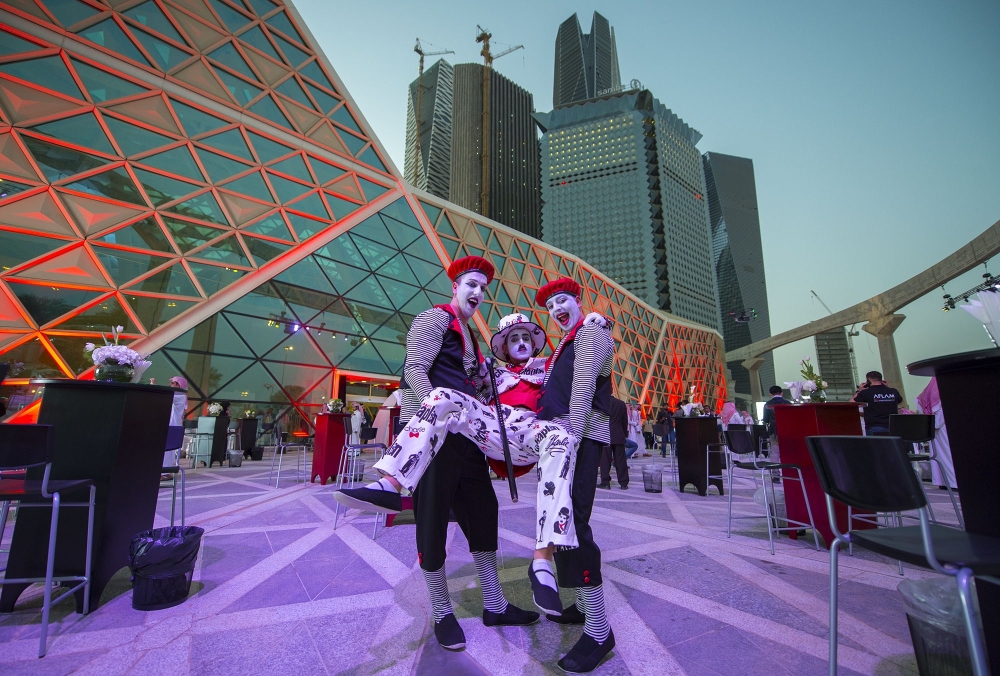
[403,308,450,403]
[568,324,615,442]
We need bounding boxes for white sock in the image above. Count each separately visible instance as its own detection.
[531,558,558,593]
[364,477,400,493]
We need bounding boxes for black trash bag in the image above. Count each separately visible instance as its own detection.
[129,526,204,611]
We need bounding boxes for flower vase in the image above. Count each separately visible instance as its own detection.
[809,390,827,403]
[788,385,803,403]
[95,359,134,383]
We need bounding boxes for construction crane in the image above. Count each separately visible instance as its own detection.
[412,39,454,187]
[810,290,860,386]
[475,25,522,216]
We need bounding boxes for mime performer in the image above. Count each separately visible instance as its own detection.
[535,277,617,673]
[335,256,538,650]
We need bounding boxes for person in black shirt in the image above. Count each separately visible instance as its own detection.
[762,385,791,463]
[600,396,629,489]
[851,370,903,435]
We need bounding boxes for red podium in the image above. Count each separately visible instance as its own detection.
[311,412,349,484]
[774,403,873,547]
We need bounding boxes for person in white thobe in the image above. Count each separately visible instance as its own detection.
[916,378,956,489]
[627,403,647,455]
[350,402,364,446]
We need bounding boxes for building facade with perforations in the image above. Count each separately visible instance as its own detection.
[537,90,722,332]
[552,12,620,108]
[0,0,726,429]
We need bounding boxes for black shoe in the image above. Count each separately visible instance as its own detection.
[333,486,402,514]
[558,630,616,673]
[597,482,611,490]
[619,484,629,490]
[483,603,539,627]
[434,613,466,650]
[528,564,562,616]
[547,603,585,625]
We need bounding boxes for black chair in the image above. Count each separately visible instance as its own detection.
[806,435,999,676]
[751,424,770,457]
[889,413,964,529]
[162,426,186,526]
[724,429,819,554]
[0,424,97,657]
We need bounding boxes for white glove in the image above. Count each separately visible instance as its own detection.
[584,312,612,329]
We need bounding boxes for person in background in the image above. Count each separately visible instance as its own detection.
[656,403,675,457]
[916,377,956,489]
[851,370,903,436]
[600,396,629,490]
[349,401,364,446]
[762,385,790,463]
[720,401,741,430]
[627,403,647,456]
[164,377,189,475]
[740,409,754,425]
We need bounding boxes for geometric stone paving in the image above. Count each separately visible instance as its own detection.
[1,451,958,675]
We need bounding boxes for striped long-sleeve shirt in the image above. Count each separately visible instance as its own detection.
[400,307,479,420]
[544,323,615,444]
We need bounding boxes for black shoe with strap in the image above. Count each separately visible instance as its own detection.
[547,603,585,625]
[333,486,402,514]
[483,603,540,627]
[558,630,616,673]
[434,613,466,650]
[528,564,562,616]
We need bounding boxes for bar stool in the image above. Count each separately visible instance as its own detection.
[725,429,820,555]
[890,414,964,529]
[161,425,186,526]
[268,425,308,488]
[332,427,386,536]
[651,423,678,488]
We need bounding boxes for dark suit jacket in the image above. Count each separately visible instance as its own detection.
[762,396,791,435]
[609,397,628,445]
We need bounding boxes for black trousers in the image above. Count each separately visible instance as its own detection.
[600,443,628,487]
[554,437,603,588]
[412,431,498,572]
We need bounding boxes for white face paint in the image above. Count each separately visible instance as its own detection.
[451,271,488,320]
[505,327,533,365]
[545,292,583,333]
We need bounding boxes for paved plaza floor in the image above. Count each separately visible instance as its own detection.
[1,450,960,675]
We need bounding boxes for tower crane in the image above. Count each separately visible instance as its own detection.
[412,39,454,187]
[810,290,860,386]
[475,25,522,216]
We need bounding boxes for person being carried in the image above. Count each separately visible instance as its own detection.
[335,309,610,618]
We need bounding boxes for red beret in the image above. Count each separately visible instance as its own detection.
[535,277,582,307]
[447,255,494,284]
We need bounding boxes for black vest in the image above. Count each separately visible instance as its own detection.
[537,338,610,421]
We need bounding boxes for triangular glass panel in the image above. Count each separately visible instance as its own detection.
[194,354,257,394]
[0,178,35,201]
[247,130,291,163]
[314,235,367,269]
[398,290,433,317]
[241,44,287,86]
[221,283,290,324]
[189,232,250,266]
[162,215,226,252]
[262,364,330,405]
[166,6,226,51]
[207,41,255,80]
[132,27,190,71]
[187,260,244,295]
[298,60,335,92]
[348,214,392,248]
[133,167,198,205]
[237,25,280,60]
[380,215,422,250]
[344,274,392,311]
[97,216,173,252]
[0,335,69,378]
[275,75,313,110]
[124,1,185,43]
[47,0,101,28]
[241,234,288,264]
[330,104,362,136]
[50,294,141,332]
[379,197,421,230]
[0,228,66,272]
[69,58,146,104]
[306,121,348,155]
[213,67,261,105]
[64,166,147,206]
[404,253,444,286]
[369,312,409,345]
[22,135,108,183]
[326,174,362,201]
[92,245,173,285]
[350,233,397,271]
[76,19,151,67]
[0,56,83,100]
[208,0,250,32]
[308,156,345,186]
[340,338,388,375]
[166,191,229,225]
[285,212,325,240]
[170,99,227,137]
[242,0,275,17]
[271,254,334,295]
[242,211,291,240]
[0,191,76,236]
[125,260,200,296]
[47,334,110,375]
[196,147,250,183]
[369,338,406,373]
[123,293,195,332]
[211,360,279,400]
[337,130,366,156]
[221,170,273,200]
[29,113,117,155]
[6,280,104,325]
[286,192,327,220]
[263,10,302,43]
[375,276,420,312]
[218,190,271,224]
[272,33,308,67]
[249,94,292,129]
[199,128,253,161]
[304,81,337,113]
[0,132,42,183]
[439,237,459,258]
[137,145,204,182]
[418,200,441,227]
[435,213,457,238]
[324,192,361,221]
[266,171,310,203]
[313,256,367,294]
[268,153,311,182]
[103,117,174,157]
[0,29,43,57]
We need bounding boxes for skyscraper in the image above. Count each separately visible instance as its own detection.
[404,59,453,200]
[403,62,541,238]
[702,152,775,398]
[536,90,721,330]
[553,12,621,107]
